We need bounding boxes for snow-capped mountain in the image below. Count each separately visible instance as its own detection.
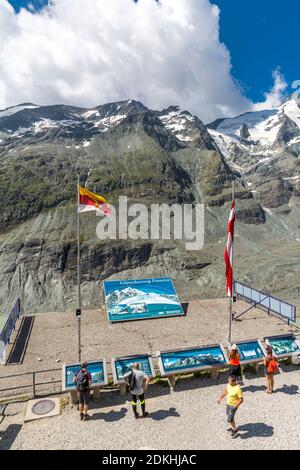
[207,98,300,208]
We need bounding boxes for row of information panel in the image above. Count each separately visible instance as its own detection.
[62,334,300,391]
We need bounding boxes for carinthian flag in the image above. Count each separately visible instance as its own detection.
[224,199,235,297]
[78,186,110,217]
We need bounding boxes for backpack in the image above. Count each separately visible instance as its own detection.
[268,358,279,374]
[125,371,137,392]
[76,370,89,391]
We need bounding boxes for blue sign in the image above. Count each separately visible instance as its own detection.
[232,340,265,363]
[103,277,184,323]
[265,335,300,357]
[159,345,228,375]
[63,360,107,391]
[113,355,155,383]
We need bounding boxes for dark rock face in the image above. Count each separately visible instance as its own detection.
[274,115,300,146]
[255,179,293,208]
[239,123,251,140]
[235,199,266,224]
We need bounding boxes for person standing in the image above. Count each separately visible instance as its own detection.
[229,344,243,382]
[218,375,243,438]
[124,362,151,419]
[74,361,92,421]
[263,345,279,394]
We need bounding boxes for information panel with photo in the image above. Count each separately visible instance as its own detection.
[112,354,155,383]
[265,335,300,357]
[158,344,228,375]
[103,277,184,323]
[62,360,107,391]
[229,340,266,364]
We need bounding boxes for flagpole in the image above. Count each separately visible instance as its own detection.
[77,174,81,362]
[228,179,235,344]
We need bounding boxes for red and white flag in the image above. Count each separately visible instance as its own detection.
[224,199,235,297]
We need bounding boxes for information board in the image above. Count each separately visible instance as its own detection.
[264,334,300,358]
[158,344,229,376]
[62,359,107,391]
[112,354,155,384]
[227,340,266,364]
[103,277,184,323]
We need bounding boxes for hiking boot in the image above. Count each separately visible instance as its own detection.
[141,412,149,418]
[80,413,84,421]
[83,414,89,421]
[231,430,238,438]
[134,413,139,419]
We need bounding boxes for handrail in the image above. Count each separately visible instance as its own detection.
[234,295,270,320]
[0,367,62,398]
[0,367,61,380]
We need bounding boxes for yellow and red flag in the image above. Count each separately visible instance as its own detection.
[78,186,110,217]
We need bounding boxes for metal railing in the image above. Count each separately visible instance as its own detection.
[0,299,21,359]
[234,280,296,323]
[0,368,62,399]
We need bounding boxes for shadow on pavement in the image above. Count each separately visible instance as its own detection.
[237,422,274,439]
[242,385,266,393]
[274,384,299,395]
[0,424,22,450]
[90,407,127,422]
[149,407,180,421]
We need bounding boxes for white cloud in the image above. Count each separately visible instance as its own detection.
[0,0,256,122]
[252,68,288,111]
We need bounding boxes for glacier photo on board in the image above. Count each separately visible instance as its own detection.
[103,277,184,322]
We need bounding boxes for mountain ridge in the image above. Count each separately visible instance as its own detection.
[0,98,299,315]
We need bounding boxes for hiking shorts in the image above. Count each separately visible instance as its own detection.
[229,364,242,378]
[78,389,91,405]
[226,405,238,423]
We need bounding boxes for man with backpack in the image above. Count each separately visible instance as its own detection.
[124,362,150,419]
[74,361,92,421]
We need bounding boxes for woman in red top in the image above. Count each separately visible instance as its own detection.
[263,345,278,394]
[229,344,243,381]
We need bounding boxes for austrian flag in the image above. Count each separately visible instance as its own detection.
[224,199,235,298]
[78,186,110,217]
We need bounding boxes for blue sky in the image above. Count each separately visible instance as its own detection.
[213,0,299,102]
[8,0,299,104]
[2,0,298,120]
[8,0,47,12]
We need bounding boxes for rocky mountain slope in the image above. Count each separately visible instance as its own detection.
[0,99,299,316]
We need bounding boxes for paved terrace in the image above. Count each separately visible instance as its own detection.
[0,299,300,450]
[0,298,299,396]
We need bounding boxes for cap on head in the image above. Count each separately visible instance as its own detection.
[231,344,238,350]
[81,361,88,369]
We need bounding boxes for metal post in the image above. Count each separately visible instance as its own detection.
[77,174,81,362]
[228,297,232,344]
[228,179,235,344]
[32,372,36,398]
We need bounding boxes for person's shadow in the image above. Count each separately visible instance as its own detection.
[242,385,266,393]
[0,424,22,450]
[237,422,274,439]
[149,407,180,421]
[90,407,127,422]
[274,384,299,395]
